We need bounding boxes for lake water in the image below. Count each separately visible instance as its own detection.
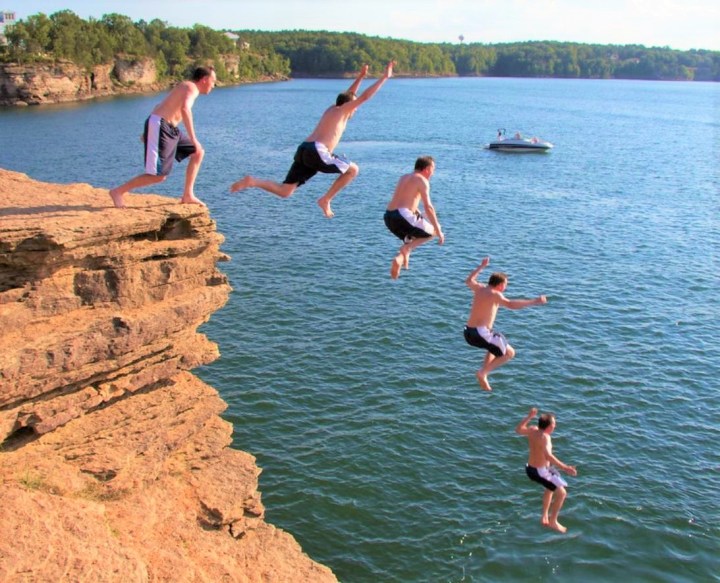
[1,77,719,582]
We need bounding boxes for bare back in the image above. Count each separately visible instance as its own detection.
[151,80,199,127]
[386,172,429,213]
[466,286,503,329]
[305,105,352,152]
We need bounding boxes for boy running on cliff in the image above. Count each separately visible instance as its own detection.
[515,408,577,533]
[384,155,444,279]
[463,256,547,391]
[109,66,216,208]
[230,61,394,218]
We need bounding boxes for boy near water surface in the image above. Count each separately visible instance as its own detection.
[384,156,444,279]
[463,256,547,391]
[230,61,394,218]
[109,66,217,208]
[515,408,577,533]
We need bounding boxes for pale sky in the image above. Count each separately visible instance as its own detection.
[10,0,720,51]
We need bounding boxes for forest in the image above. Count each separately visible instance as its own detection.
[2,11,719,82]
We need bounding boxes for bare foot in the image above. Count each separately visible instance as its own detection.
[180,194,206,206]
[541,517,550,527]
[230,176,253,193]
[390,255,402,279]
[316,196,334,218]
[475,371,492,391]
[544,520,567,533]
[109,188,126,209]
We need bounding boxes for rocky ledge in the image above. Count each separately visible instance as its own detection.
[0,169,336,582]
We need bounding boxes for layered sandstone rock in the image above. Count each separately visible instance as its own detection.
[0,58,162,106]
[0,169,336,582]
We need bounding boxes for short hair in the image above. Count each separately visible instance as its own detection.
[538,413,555,430]
[191,66,215,82]
[487,272,507,287]
[414,156,435,171]
[336,91,355,106]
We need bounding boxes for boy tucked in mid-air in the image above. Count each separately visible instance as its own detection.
[515,408,577,533]
[463,256,547,391]
[384,156,444,279]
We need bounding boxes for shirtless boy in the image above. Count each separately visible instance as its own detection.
[384,156,444,279]
[463,256,547,391]
[230,61,394,218]
[109,66,217,208]
[515,408,577,533]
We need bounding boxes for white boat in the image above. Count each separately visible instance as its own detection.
[487,129,553,152]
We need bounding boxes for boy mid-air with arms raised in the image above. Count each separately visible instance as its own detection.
[230,61,394,218]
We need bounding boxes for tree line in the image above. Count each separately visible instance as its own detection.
[2,11,718,83]
[237,30,720,81]
[0,11,290,82]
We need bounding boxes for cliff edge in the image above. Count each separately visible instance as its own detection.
[0,169,336,582]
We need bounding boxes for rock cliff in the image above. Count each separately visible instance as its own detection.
[0,58,164,106]
[0,169,336,582]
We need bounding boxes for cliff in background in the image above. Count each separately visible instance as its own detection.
[0,169,336,582]
[0,58,165,106]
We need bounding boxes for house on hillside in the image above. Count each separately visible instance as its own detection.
[0,10,16,45]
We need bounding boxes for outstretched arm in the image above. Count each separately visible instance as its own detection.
[502,295,547,310]
[465,256,490,290]
[347,64,369,96]
[349,61,394,109]
[515,407,538,435]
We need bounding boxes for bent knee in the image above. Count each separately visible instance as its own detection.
[346,163,359,177]
[278,184,297,198]
[506,345,516,359]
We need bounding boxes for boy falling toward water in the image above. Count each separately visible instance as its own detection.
[463,257,547,391]
[384,156,444,279]
[515,408,577,533]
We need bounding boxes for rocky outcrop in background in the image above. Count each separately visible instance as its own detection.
[0,169,336,582]
[0,57,164,106]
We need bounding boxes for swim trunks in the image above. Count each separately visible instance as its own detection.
[463,325,508,357]
[144,114,196,176]
[283,141,351,186]
[525,464,567,491]
[384,208,434,243]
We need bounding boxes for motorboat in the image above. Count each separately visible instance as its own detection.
[487,129,553,152]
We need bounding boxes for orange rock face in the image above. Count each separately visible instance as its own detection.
[0,169,336,582]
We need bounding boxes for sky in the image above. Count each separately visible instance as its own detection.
[8,0,720,52]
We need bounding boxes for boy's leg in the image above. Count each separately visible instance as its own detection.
[231,176,297,198]
[181,148,205,205]
[547,487,568,533]
[477,345,516,391]
[541,490,553,525]
[109,174,166,208]
[317,163,359,218]
[399,236,433,269]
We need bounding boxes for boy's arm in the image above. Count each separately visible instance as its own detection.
[501,295,547,310]
[347,61,394,111]
[545,451,577,476]
[515,407,538,435]
[465,256,490,290]
[419,184,444,244]
[347,64,368,96]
